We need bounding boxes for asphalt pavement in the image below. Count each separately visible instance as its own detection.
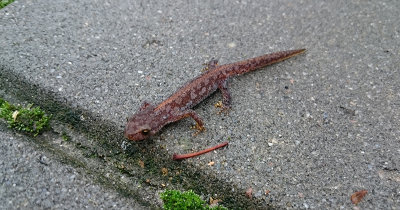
[1,0,399,209]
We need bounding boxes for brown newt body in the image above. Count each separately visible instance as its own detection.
[124,49,306,141]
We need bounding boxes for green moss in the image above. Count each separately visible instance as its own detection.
[0,0,14,9]
[61,131,71,141]
[160,190,227,210]
[0,98,51,136]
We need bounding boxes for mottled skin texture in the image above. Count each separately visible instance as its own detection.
[124,49,306,141]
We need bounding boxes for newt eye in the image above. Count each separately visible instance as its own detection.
[141,129,150,135]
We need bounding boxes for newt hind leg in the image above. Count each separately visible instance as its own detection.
[215,79,232,114]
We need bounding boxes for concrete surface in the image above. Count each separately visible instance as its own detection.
[0,124,148,209]
[1,0,399,209]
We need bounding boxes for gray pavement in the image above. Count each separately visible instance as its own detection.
[1,0,400,209]
[0,124,148,209]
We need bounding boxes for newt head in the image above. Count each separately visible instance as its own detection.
[124,102,157,141]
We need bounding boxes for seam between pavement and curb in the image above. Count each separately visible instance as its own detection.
[0,64,274,209]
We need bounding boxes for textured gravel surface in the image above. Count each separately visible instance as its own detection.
[1,0,399,209]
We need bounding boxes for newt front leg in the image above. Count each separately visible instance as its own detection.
[166,110,205,134]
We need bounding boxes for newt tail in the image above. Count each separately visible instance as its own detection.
[124,49,306,141]
[224,49,306,76]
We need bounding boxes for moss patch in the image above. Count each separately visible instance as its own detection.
[0,0,14,9]
[0,98,51,136]
[161,189,227,210]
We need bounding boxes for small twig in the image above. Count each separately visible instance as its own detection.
[173,142,229,160]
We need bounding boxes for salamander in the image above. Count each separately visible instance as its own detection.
[124,49,306,141]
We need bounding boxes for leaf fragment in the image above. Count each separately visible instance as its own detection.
[351,190,367,205]
[138,160,145,168]
[161,167,168,176]
[12,110,19,121]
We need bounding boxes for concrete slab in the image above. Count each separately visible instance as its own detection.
[1,0,399,208]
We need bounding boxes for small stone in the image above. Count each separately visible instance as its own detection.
[228,42,237,48]
[39,155,50,166]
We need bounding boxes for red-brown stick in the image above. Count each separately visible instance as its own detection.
[173,142,228,160]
